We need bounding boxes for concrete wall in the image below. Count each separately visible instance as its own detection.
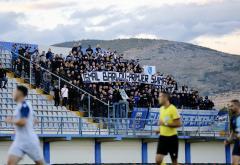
[191,141,225,163]
[0,138,230,164]
[50,139,94,164]
[148,141,185,163]
[0,141,43,165]
[101,139,142,163]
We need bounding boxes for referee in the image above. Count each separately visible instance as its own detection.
[155,91,182,165]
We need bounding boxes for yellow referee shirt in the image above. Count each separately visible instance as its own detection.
[159,104,180,136]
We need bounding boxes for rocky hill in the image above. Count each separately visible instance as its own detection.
[53,39,240,96]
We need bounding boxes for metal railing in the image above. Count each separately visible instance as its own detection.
[0,115,229,138]
[0,46,112,118]
[0,45,230,139]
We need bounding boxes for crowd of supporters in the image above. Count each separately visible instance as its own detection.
[10,43,215,117]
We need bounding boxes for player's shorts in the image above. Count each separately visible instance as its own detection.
[157,135,179,160]
[232,140,240,156]
[8,141,43,161]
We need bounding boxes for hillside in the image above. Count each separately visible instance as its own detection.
[53,39,240,96]
[210,91,240,109]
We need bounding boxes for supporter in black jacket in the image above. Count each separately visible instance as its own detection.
[53,86,60,106]
[0,63,8,88]
[112,89,122,103]
[86,45,93,55]
[139,93,150,108]
[16,59,23,77]
[34,66,41,88]
[68,86,75,111]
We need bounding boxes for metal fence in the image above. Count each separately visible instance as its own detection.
[0,45,230,139]
[0,115,229,138]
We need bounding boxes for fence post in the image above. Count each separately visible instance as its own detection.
[225,144,231,164]
[88,95,91,117]
[141,140,148,164]
[29,58,32,86]
[150,119,153,136]
[43,141,50,164]
[79,117,82,135]
[125,118,128,135]
[107,101,110,119]
[41,116,43,134]
[133,119,136,136]
[197,110,200,136]
[182,119,185,137]
[185,140,191,164]
[60,117,63,134]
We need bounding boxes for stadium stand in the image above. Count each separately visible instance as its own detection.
[0,77,163,137]
[0,49,101,134]
[0,76,101,134]
[0,42,231,164]
[0,41,217,115]
[3,42,215,119]
[0,42,221,136]
[0,46,145,136]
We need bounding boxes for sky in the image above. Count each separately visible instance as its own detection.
[0,0,240,54]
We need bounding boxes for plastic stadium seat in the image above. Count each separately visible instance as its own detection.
[38,106,43,110]
[2,104,7,109]
[2,110,7,115]
[32,95,37,99]
[53,111,58,116]
[42,106,47,110]
[7,105,12,109]
[49,122,54,128]
[7,98,12,102]
[43,111,48,116]
[33,100,37,105]
[37,100,42,105]
[7,110,13,115]
[0,66,95,134]
[34,111,38,115]
[38,111,43,116]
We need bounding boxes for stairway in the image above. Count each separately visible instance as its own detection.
[0,47,105,135]
[0,74,100,134]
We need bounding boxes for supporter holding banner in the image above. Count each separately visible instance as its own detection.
[81,71,164,85]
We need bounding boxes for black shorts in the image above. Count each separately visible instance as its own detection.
[233,140,240,156]
[157,135,179,160]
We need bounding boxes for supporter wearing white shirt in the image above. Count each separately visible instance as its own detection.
[61,85,68,106]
